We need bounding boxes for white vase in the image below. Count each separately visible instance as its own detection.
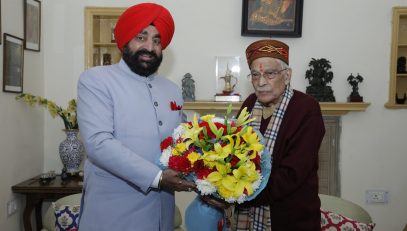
[59,129,84,174]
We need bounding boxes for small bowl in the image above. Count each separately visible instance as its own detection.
[39,173,55,185]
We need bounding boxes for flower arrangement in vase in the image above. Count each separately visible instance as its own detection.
[16,93,83,174]
[16,93,78,129]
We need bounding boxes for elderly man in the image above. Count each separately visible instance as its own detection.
[77,3,195,231]
[234,39,325,231]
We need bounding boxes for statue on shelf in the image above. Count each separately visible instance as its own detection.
[347,73,364,102]
[305,58,336,102]
[182,73,195,102]
[397,56,406,74]
[396,93,406,104]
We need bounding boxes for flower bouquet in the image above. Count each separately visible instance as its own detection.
[159,105,271,231]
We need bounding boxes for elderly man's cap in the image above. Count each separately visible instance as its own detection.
[114,3,175,51]
[246,39,289,66]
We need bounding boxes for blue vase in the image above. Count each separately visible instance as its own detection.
[185,196,228,231]
[59,129,84,174]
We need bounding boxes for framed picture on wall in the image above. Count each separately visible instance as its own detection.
[24,0,41,51]
[3,34,24,93]
[241,0,303,37]
[0,0,2,45]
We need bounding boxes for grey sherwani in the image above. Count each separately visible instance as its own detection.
[77,59,183,231]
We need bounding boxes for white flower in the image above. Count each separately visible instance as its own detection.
[196,179,216,195]
[225,195,247,204]
[172,124,185,141]
[159,147,172,167]
[251,173,262,191]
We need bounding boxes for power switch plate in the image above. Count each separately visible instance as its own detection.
[365,190,389,204]
[6,199,18,216]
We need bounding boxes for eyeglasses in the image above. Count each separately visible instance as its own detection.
[247,68,287,81]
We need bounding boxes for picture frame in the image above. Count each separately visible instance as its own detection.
[24,0,41,51]
[0,0,2,45]
[241,0,303,37]
[3,33,25,93]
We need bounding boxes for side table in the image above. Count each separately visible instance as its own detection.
[12,175,82,231]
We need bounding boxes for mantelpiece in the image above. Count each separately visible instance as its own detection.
[183,101,370,116]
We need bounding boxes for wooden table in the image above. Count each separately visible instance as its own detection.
[12,175,82,231]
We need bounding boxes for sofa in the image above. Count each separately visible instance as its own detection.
[41,193,184,231]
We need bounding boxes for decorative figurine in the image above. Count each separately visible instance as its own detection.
[396,93,406,104]
[219,65,238,95]
[214,65,241,102]
[305,58,336,102]
[103,53,112,65]
[347,73,364,102]
[181,73,195,102]
[61,167,69,184]
[397,56,406,73]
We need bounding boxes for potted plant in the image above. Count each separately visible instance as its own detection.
[305,58,336,102]
[16,93,83,174]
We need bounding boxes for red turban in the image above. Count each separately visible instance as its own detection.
[246,39,289,67]
[114,3,175,51]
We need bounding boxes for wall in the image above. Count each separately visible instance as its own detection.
[0,0,45,230]
[4,0,405,230]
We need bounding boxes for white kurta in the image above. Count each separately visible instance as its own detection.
[77,59,183,231]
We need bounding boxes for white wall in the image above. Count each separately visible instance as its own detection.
[2,0,405,230]
[0,0,45,230]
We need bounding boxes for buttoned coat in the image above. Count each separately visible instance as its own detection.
[77,60,183,231]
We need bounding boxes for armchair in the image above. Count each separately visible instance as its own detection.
[41,193,184,231]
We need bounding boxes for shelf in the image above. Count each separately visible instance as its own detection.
[384,103,407,109]
[386,7,407,108]
[184,101,370,116]
[93,42,117,47]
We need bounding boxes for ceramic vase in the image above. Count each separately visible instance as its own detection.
[59,129,84,174]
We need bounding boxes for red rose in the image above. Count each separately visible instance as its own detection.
[168,155,192,173]
[192,160,213,179]
[160,136,174,151]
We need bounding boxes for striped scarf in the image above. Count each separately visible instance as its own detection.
[234,86,293,231]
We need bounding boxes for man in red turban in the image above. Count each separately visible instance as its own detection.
[114,3,175,51]
[113,3,175,77]
[77,3,195,231]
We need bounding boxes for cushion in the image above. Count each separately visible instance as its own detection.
[53,202,80,231]
[321,208,375,231]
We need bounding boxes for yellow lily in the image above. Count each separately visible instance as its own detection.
[241,127,264,158]
[207,163,236,198]
[232,162,259,197]
[236,107,255,127]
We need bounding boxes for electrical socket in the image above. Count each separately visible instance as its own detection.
[365,190,389,204]
[6,199,18,216]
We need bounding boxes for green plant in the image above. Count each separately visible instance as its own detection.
[16,93,78,129]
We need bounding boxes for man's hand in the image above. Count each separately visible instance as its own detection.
[160,169,196,192]
[200,195,232,210]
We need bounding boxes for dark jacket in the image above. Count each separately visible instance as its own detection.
[238,90,325,231]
